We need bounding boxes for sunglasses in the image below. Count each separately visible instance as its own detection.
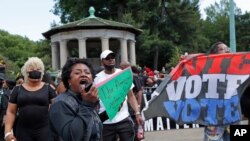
[104,56,115,60]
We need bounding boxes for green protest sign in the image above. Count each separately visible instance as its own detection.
[97,68,133,120]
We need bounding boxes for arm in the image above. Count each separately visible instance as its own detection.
[127,90,144,125]
[49,101,93,141]
[4,103,17,141]
[133,76,143,110]
[136,88,144,111]
[56,81,66,95]
[48,84,58,104]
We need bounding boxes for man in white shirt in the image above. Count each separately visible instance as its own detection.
[94,50,143,141]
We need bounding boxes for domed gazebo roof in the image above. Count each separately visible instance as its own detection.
[43,7,142,39]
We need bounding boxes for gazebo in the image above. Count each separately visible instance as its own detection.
[43,7,142,70]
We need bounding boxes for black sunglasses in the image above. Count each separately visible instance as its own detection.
[104,56,115,60]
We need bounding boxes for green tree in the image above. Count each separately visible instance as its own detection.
[132,0,203,69]
[52,0,132,23]
[165,46,181,72]
[34,39,52,70]
[205,0,241,22]
[235,12,250,51]
[52,0,250,70]
[0,31,24,77]
[201,0,241,49]
[51,0,206,70]
[0,30,51,78]
[0,30,37,67]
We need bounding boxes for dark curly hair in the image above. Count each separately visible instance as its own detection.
[61,58,95,90]
[209,41,229,54]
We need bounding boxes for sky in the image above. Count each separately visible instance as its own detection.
[0,0,249,41]
[199,0,249,18]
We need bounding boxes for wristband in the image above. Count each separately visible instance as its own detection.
[4,132,13,139]
[135,112,141,115]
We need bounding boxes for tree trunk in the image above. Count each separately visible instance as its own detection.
[153,46,159,70]
[117,2,124,22]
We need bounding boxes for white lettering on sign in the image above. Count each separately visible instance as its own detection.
[166,74,249,100]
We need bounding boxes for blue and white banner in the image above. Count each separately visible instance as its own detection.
[143,87,200,131]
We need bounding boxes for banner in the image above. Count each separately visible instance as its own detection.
[143,52,250,126]
[96,67,133,120]
[143,87,201,132]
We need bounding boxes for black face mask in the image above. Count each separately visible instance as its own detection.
[103,64,115,72]
[28,71,42,79]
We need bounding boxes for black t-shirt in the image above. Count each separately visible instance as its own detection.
[9,84,57,129]
[0,88,9,122]
[133,75,143,93]
[241,86,250,118]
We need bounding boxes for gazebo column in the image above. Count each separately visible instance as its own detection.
[129,40,136,65]
[51,42,58,70]
[60,40,68,68]
[120,38,128,62]
[79,38,87,58]
[101,37,109,51]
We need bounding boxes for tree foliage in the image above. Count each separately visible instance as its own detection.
[131,0,204,69]
[235,12,250,51]
[202,0,247,52]
[0,30,51,78]
[1,0,249,75]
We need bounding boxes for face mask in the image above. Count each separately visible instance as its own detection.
[28,71,42,79]
[103,64,115,72]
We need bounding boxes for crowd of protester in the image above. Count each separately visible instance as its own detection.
[0,43,250,141]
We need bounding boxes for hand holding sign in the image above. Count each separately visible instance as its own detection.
[96,68,133,120]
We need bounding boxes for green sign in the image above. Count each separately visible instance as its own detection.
[97,68,133,120]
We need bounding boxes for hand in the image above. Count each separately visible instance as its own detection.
[5,134,16,141]
[80,84,99,103]
[136,114,144,126]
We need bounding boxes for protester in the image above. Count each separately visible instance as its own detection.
[0,59,6,74]
[49,58,102,141]
[42,71,57,90]
[0,73,8,141]
[3,80,16,90]
[120,61,144,112]
[4,57,57,141]
[15,75,24,85]
[120,61,145,141]
[94,50,143,141]
[2,79,16,103]
[204,41,230,141]
[240,84,250,125]
[55,71,66,94]
[144,67,154,78]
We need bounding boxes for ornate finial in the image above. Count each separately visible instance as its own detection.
[88,6,96,18]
